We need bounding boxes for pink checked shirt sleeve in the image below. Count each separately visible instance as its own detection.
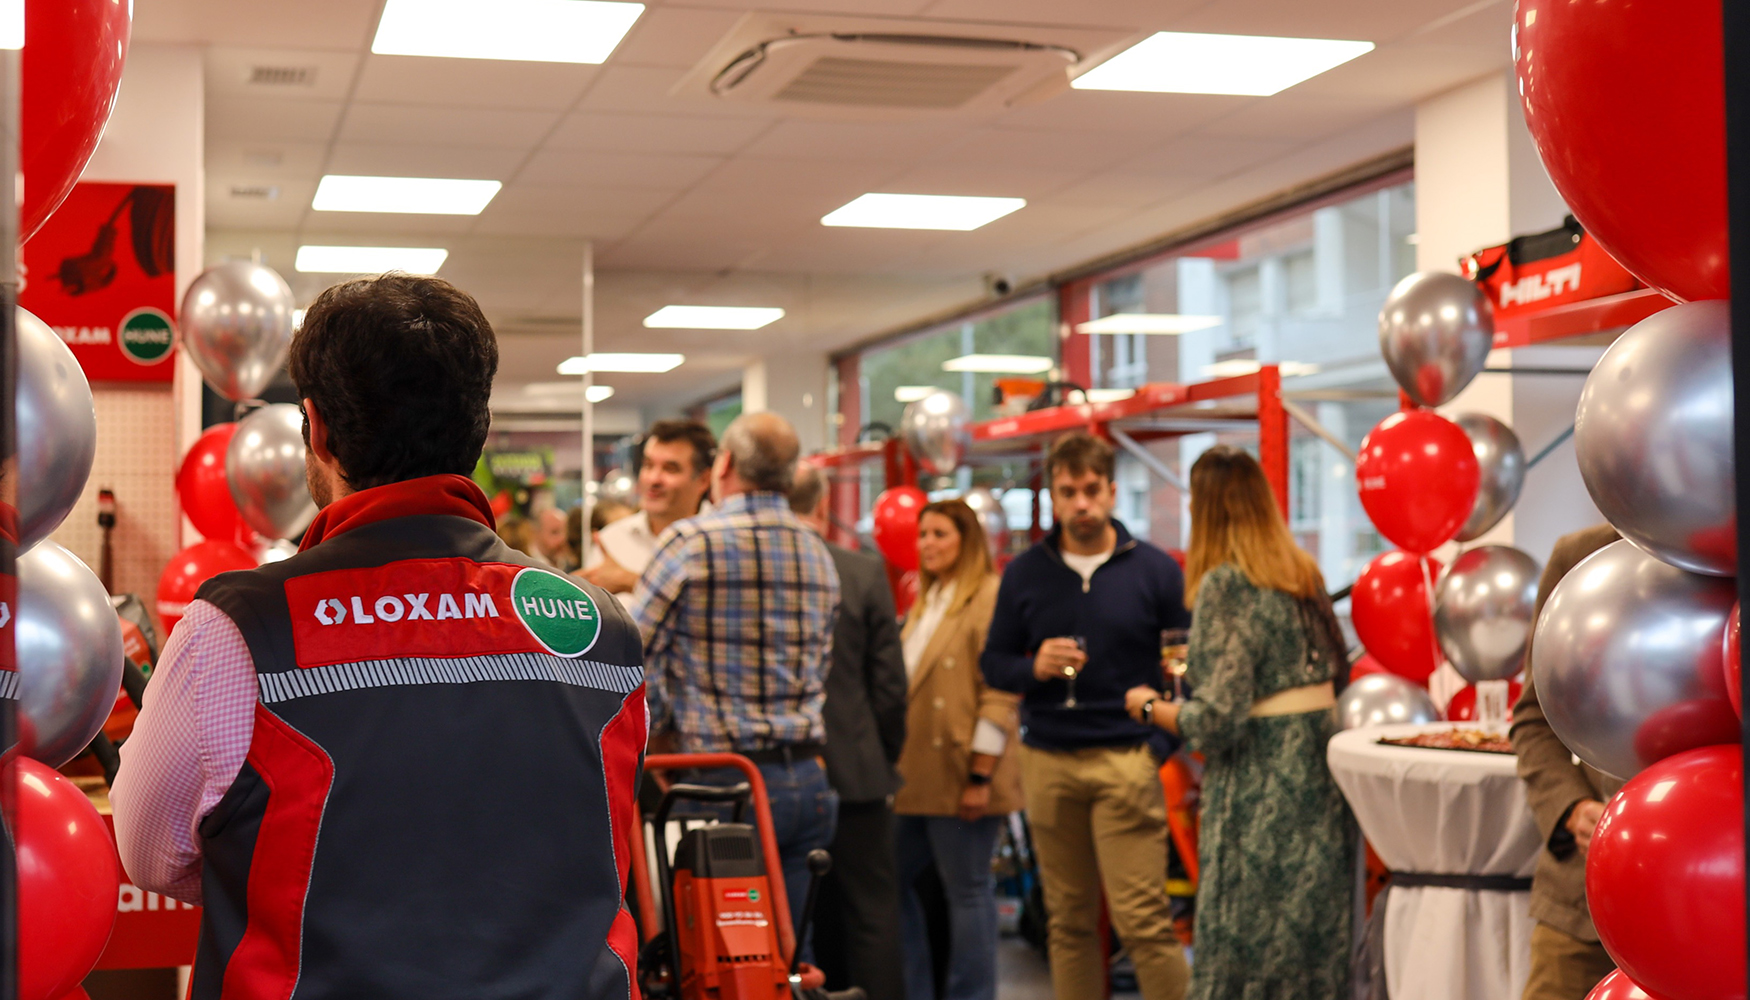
[110,599,258,905]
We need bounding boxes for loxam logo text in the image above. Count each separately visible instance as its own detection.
[312,591,500,625]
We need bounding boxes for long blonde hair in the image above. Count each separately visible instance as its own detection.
[1184,445,1324,605]
[916,499,993,604]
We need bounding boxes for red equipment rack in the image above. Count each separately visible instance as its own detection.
[812,364,1291,544]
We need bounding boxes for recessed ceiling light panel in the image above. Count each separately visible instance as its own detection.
[822,193,1026,231]
[313,175,502,215]
[1072,31,1374,97]
[558,353,685,374]
[643,305,786,330]
[1076,313,1222,335]
[894,385,940,403]
[295,245,449,275]
[373,0,645,64]
[941,354,1054,374]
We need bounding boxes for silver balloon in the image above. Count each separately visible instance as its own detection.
[227,403,317,540]
[1454,413,1525,542]
[961,487,1009,559]
[1531,539,1738,779]
[180,260,297,401]
[256,538,298,565]
[901,391,969,476]
[1433,545,1539,683]
[16,542,124,767]
[16,308,97,552]
[1337,672,1441,730]
[1574,300,1734,576]
[1378,271,1495,407]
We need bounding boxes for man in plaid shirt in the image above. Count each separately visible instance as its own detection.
[631,411,842,946]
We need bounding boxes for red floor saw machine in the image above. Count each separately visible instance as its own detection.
[631,752,865,1000]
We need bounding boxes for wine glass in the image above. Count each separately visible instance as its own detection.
[1065,636,1086,708]
[1161,628,1190,701]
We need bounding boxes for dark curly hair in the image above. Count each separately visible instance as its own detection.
[289,273,498,491]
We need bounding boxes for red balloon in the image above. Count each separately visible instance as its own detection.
[1585,971,1651,1000]
[1588,745,1746,1000]
[176,424,257,548]
[871,486,927,573]
[6,758,121,1000]
[1349,654,1390,679]
[1726,603,1741,719]
[1444,680,1524,723]
[156,539,255,635]
[1515,0,1726,303]
[20,0,133,242]
[1356,411,1479,553]
[1352,551,1444,685]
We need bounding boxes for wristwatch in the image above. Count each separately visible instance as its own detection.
[967,771,992,786]
[1139,698,1156,724]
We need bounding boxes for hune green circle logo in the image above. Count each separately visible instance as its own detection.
[511,568,601,657]
[118,308,175,364]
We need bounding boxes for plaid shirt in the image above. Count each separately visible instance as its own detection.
[631,491,841,753]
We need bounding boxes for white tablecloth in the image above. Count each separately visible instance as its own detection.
[1327,723,1543,1000]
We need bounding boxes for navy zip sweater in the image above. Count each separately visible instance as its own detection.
[980,519,1190,756]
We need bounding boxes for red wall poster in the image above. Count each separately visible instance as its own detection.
[19,181,177,382]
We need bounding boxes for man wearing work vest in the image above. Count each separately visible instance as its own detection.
[112,274,647,1000]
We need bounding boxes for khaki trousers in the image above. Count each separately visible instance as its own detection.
[1522,923,1615,1000]
[1020,744,1189,1000]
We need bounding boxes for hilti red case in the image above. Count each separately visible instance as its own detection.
[1463,215,1639,318]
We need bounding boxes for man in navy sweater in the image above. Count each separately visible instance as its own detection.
[982,432,1191,1000]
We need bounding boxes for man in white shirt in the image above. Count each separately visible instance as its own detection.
[579,419,714,593]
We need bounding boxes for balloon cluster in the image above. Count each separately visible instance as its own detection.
[9,3,139,994]
[161,262,308,629]
[1513,1,1740,996]
[1356,272,1539,706]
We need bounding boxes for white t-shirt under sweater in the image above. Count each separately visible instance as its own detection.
[1060,546,1114,592]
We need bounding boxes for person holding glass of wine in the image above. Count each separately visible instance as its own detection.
[1124,445,1355,1000]
[981,432,1194,1000]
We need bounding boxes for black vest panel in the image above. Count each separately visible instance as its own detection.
[191,514,646,1000]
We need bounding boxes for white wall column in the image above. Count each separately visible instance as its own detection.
[1415,69,1598,566]
[741,350,829,453]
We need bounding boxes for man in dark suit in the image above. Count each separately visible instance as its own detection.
[789,464,907,1000]
[1510,523,1622,1000]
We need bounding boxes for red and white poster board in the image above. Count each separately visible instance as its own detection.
[19,181,177,382]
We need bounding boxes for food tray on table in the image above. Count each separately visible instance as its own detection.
[1378,728,1513,754]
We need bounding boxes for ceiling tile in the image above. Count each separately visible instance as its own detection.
[686,155,897,199]
[136,0,380,48]
[205,47,362,101]
[206,98,345,142]
[303,212,482,236]
[875,162,1085,199]
[518,150,726,189]
[737,120,962,162]
[994,89,1246,134]
[337,104,562,147]
[325,143,531,178]
[1116,135,1301,179]
[918,0,1201,28]
[488,184,678,217]
[353,55,599,110]
[1163,0,1471,44]
[1288,43,1507,103]
[545,112,771,154]
[1197,95,1399,142]
[575,65,778,118]
[1045,171,1205,208]
[609,6,747,69]
[925,126,1160,173]
[206,139,329,179]
[205,177,317,229]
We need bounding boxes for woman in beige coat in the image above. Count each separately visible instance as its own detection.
[894,498,1022,1000]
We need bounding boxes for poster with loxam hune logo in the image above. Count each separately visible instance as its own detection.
[19,181,178,382]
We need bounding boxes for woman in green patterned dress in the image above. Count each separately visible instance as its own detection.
[1125,445,1355,1000]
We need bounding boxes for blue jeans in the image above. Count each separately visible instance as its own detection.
[690,758,839,963]
[895,814,1004,1000]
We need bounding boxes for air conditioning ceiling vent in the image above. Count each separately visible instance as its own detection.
[673,14,1141,119]
[247,65,315,87]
